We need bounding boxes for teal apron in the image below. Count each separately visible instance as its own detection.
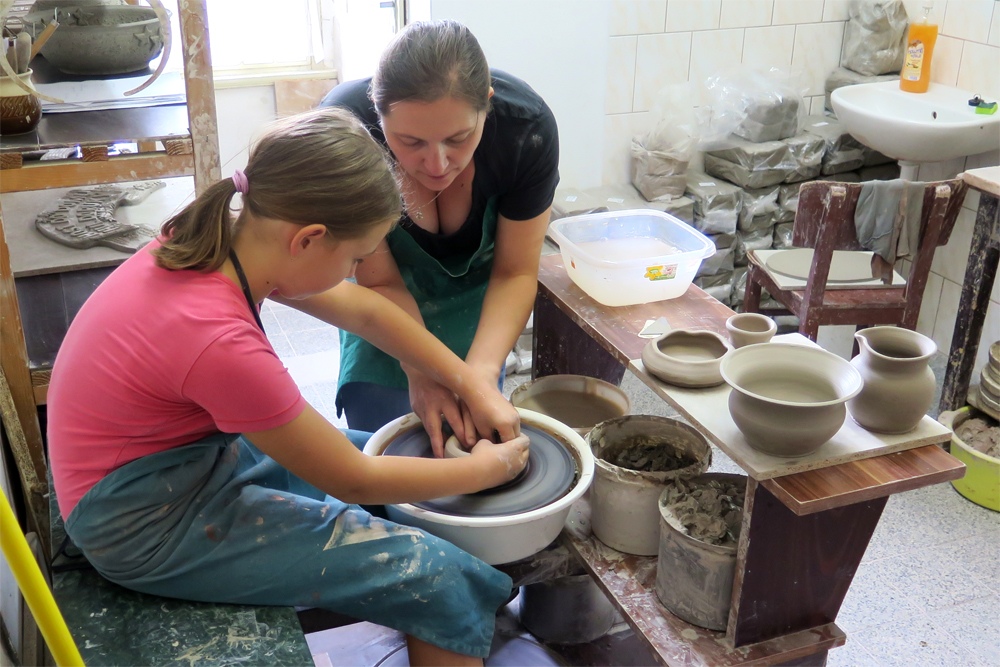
[338,196,500,402]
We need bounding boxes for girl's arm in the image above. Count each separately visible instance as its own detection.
[245,404,528,505]
[271,279,518,442]
[464,209,552,382]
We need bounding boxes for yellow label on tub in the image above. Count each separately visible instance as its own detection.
[644,265,677,281]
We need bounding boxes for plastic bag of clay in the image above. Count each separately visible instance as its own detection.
[551,187,609,220]
[863,147,895,167]
[738,186,780,226]
[631,85,698,201]
[702,68,804,143]
[695,271,734,305]
[734,228,774,266]
[800,115,866,176]
[772,222,795,249]
[696,233,736,277]
[781,133,826,183]
[841,0,908,76]
[581,184,696,223]
[704,154,788,190]
[825,67,901,112]
[730,267,749,306]
[685,171,742,234]
[739,212,775,235]
[859,163,901,181]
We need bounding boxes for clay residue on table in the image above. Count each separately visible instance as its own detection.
[660,478,746,546]
[604,435,698,473]
[957,416,1000,459]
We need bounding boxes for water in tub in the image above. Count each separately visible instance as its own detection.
[576,237,681,262]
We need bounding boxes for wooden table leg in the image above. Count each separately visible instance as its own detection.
[728,479,886,647]
[533,289,626,384]
[939,192,1000,412]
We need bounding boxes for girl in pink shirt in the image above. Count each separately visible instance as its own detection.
[47,108,527,667]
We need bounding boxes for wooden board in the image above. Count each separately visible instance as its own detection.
[760,444,965,515]
[754,249,906,290]
[2,177,194,277]
[963,166,1000,197]
[0,105,190,153]
[561,501,846,666]
[628,334,952,481]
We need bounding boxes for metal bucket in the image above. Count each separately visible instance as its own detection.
[655,472,747,631]
[587,416,711,555]
[519,574,618,645]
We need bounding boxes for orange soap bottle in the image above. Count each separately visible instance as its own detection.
[900,0,938,93]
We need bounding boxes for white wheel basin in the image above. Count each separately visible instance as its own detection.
[831,81,1000,163]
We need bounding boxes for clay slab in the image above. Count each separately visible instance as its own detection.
[629,333,952,480]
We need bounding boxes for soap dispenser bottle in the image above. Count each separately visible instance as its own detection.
[900,0,938,93]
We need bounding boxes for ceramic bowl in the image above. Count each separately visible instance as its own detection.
[989,341,999,371]
[720,343,864,457]
[510,374,630,436]
[364,409,595,565]
[28,5,165,75]
[0,70,41,135]
[641,330,733,388]
[725,313,777,348]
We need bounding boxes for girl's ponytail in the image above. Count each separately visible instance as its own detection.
[154,179,240,272]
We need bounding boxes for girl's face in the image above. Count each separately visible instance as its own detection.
[380,95,490,191]
[278,219,393,299]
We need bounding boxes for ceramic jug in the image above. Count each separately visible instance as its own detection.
[847,327,937,433]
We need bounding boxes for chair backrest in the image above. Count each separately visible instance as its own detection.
[791,179,967,252]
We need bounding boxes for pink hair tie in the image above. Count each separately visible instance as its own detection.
[232,169,249,194]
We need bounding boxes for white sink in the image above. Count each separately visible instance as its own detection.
[831,81,1000,164]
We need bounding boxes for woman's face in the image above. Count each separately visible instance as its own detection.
[380,95,489,191]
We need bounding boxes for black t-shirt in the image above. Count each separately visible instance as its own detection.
[320,69,560,260]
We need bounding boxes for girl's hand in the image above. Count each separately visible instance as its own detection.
[460,375,521,445]
[405,369,468,458]
[470,434,530,487]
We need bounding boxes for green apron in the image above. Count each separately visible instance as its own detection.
[337,196,500,398]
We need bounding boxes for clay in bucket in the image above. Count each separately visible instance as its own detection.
[381,424,577,517]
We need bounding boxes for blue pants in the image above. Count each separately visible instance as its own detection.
[339,369,506,433]
[64,432,512,658]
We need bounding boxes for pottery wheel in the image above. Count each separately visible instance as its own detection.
[766,248,875,283]
[381,425,576,518]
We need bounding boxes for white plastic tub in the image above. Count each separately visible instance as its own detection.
[548,209,715,306]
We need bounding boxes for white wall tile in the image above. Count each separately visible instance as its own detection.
[917,155,967,181]
[931,278,962,355]
[823,0,851,22]
[931,204,976,284]
[607,36,638,114]
[720,0,773,28]
[743,25,796,68]
[809,94,828,114]
[917,271,945,337]
[772,0,823,25]
[957,41,1000,99]
[610,0,668,35]
[931,35,965,86]
[792,21,846,96]
[665,0,722,32]
[963,188,981,212]
[942,0,994,43]
[632,32,693,111]
[991,1,1000,45]
[965,149,1000,169]
[603,111,654,185]
[690,28,745,87]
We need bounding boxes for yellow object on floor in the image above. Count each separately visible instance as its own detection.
[940,407,1000,512]
[0,492,84,666]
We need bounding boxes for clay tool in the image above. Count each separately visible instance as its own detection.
[14,32,30,74]
[29,21,57,61]
[4,40,16,75]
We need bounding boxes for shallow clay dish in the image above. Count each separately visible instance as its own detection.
[641,330,733,388]
[765,248,875,283]
[720,343,863,457]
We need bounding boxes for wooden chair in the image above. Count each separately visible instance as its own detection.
[743,179,967,340]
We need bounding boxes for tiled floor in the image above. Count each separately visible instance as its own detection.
[263,299,999,667]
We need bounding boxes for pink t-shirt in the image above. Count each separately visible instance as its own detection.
[48,242,306,519]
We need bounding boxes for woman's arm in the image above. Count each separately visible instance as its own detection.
[245,404,528,505]
[464,208,551,382]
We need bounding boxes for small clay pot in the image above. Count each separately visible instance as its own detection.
[0,70,41,136]
[721,343,863,457]
[725,313,777,348]
[641,329,733,388]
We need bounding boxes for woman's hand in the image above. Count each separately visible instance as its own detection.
[404,367,469,458]
[470,434,530,488]
[458,373,521,446]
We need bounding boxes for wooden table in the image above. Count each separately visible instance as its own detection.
[939,167,999,412]
[533,254,965,667]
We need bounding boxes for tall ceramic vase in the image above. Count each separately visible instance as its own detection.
[848,327,937,434]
